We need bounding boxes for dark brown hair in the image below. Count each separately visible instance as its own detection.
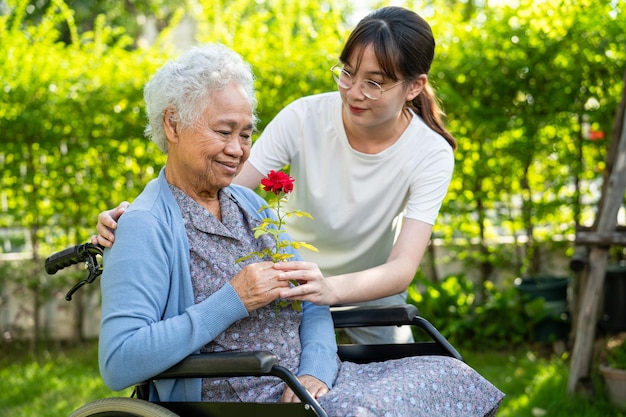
[339,6,456,150]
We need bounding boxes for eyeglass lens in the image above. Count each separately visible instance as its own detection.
[331,65,382,100]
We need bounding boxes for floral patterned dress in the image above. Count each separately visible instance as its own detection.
[171,185,504,417]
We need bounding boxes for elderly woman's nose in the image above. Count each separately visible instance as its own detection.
[223,136,246,156]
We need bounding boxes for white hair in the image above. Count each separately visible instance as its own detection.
[143,43,257,153]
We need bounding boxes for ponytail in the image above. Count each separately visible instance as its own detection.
[409,84,457,150]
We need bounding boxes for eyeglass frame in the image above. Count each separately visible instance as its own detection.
[330,64,405,100]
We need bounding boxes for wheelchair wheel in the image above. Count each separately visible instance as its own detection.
[69,397,179,417]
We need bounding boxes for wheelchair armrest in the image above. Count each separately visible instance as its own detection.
[155,351,279,379]
[150,351,328,417]
[331,304,463,362]
[331,304,419,327]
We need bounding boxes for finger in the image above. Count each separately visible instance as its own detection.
[95,224,115,244]
[273,261,310,271]
[279,284,311,300]
[259,263,292,288]
[311,385,329,398]
[95,221,112,236]
[113,201,130,220]
[275,265,317,279]
[280,387,297,403]
[257,261,278,271]
[96,234,114,248]
[99,213,119,230]
[277,272,312,284]
[297,376,328,399]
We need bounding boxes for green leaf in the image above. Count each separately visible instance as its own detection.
[290,242,319,252]
[286,210,314,219]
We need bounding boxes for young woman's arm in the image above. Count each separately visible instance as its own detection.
[275,218,432,305]
[232,162,264,189]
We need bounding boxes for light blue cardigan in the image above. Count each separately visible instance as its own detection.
[98,168,338,401]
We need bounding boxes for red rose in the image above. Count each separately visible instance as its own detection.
[238,169,316,315]
[261,170,295,195]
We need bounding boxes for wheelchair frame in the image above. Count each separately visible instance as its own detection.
[45,243,462,417]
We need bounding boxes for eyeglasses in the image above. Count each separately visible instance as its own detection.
[330,64,405,100]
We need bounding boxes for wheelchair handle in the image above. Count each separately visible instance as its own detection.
[45,243,104,301]
[45,243,103,275]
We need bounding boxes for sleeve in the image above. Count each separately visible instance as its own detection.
[297,301,339,388]
[404,144,455,224]
[98,210,249,391]
[247,99,304,174]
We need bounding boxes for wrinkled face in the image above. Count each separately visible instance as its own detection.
[167,80,254,197]
[339,44,420,129]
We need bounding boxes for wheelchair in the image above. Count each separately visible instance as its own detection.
[45,243,463,417]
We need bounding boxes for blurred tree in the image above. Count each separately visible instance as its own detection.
[192,0,352,131]
[13,0,183,46]
[0,0,163,342]
[425,0,625,285]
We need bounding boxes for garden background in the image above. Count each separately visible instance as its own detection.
[1,0,625,416]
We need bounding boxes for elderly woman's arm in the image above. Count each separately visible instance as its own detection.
[98,209,251,391]
[280,299,338,403]
[298,301,338,387]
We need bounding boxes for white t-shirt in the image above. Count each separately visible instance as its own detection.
[248,92,454,277]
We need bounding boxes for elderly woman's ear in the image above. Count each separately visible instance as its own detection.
[163,108,179,143]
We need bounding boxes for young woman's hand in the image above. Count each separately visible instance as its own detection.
[274,262,336,306]
[90,201,129,248]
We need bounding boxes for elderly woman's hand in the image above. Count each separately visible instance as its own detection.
[231,261,290,312]
[280,374,329,403]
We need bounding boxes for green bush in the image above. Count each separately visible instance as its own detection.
[408,273,531,350]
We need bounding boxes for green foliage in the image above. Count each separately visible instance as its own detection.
[192,0,351,131]
[0,0,166,259]
[431,0,625,277]
[14,0,184,45]
[408,272,537,349]
[2,0,624,262]
[1,0,354,260]
[604,338,626,370]
[237,193,317,264]
[1,0,625,348]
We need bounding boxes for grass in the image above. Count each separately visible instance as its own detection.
[464,348,625,417]
[0,341,132,417]
[1,340,625,417]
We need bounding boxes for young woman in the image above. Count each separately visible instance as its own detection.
[94,6,456,345]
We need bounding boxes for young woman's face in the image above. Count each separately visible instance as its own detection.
[339,44,419,130]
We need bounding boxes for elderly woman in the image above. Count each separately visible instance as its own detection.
[98,43,503,416]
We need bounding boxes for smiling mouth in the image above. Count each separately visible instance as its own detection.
[349,105,366,113]
[217,161,239,173]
